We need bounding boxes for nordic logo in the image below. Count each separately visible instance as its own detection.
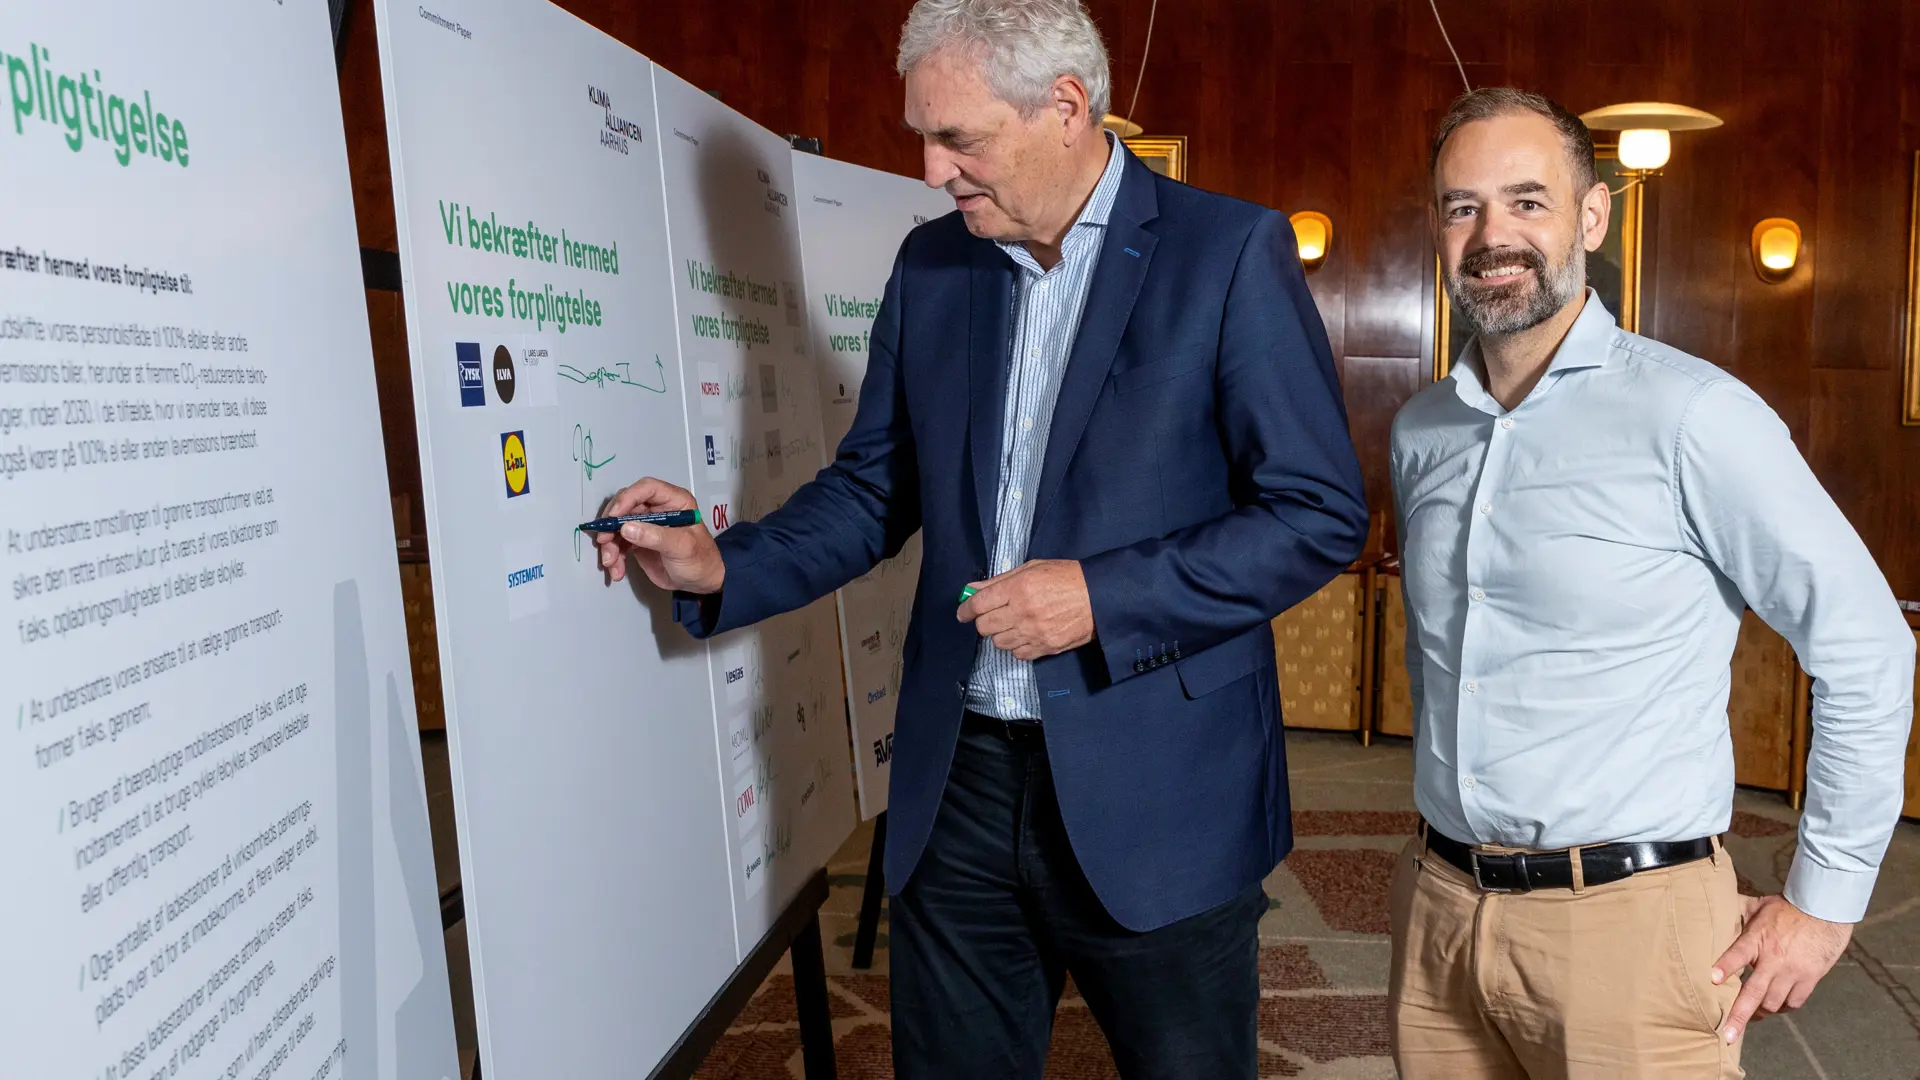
[4,42,190,168]
[588,84,642,155]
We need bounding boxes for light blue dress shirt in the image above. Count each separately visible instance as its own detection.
[1391,291,1913,922]
[965,132,1126,721]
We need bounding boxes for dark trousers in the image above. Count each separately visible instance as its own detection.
[890,714,1266,1080]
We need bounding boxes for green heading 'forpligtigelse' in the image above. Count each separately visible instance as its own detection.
[4,42,189,168]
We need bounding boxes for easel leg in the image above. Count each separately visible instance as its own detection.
[851,811,887,970]
[791,914,838,1080]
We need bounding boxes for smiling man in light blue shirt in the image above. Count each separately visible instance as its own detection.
[1388,88,1913,1079]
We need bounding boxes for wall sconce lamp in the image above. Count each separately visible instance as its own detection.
[1578,102,1723,174]
[1289,211,1331,273]
[1751,218,1802,283]
[1101,113,1144,138]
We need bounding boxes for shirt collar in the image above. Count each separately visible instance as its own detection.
[1450,288,1618,413]
[997,130,1124,267]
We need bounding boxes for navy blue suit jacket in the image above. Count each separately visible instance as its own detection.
[679,148,1367,931]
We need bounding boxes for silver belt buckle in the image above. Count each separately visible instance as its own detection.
[1470,850,1518,893]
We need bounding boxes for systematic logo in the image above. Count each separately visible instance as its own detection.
[506,562,544,589]
[456,342,485,407]
[500,431,530,497]
[491,344,516,403]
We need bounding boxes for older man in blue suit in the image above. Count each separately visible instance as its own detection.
[595,1,1366,1075]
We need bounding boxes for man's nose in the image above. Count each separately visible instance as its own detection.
[922,144,959,190]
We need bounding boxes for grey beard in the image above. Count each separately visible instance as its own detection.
[1450,241,1585,337]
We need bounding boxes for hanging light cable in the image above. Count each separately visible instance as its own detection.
[1122,0,1158,132]
[1428,0,1470,95]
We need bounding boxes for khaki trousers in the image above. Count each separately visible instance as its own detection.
[1388,833,1746,1079]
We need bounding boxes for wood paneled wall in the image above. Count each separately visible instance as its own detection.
[337,0,1920,596]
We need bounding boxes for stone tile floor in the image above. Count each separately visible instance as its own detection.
[697,731,1920,1079]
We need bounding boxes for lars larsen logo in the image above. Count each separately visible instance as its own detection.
[588,85,643,155]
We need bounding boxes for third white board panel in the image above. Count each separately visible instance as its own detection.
[652,65,859,956]
[791,153,952,817]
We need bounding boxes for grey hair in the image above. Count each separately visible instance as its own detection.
[897,0,1112,122]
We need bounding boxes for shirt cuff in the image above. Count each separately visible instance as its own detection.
[671,590,726,640]
[1784,853,1879,924]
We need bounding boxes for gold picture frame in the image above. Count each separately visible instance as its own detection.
[1903,151,1920,425]
[1430,144,1644,380]
[1124,136,1187,183]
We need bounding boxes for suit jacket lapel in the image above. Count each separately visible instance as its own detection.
[1031,155,1160,530]
[968,242,1014,559]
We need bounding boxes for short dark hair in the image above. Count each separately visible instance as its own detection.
[1430,87,1598,196]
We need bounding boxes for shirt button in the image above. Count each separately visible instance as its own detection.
[1001,695,1017,711]
[1030,348,1041,359]
[1021,417,1034,431]
[1012,489,1023,501]
[1462,775,1477,790]
[1479,502,1492,515]
[1471,587,1486,602]
[1464,680,1479,694]
[1500,417,1514,430]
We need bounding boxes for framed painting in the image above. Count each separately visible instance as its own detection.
[1431,144,1644,380]
[1124,135,1187,183]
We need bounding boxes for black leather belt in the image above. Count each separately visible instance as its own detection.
[962,710,1045,748]
[1421,819,1715,893]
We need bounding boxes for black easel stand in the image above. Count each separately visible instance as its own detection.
[647,866,839,1080]
[851,811,887,970]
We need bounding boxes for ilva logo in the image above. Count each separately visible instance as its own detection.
[491,344,515,403]
[587,84,643,155]
[500,431,530,497]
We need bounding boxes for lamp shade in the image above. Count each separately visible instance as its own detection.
[1580,102,1721,174]
[1289,211,1331,272]
[1751,218,1802,282]
[1101,113,1143,138]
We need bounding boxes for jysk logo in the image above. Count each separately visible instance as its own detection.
[457,343,485,406]
[492,345,516,403]
[588,85,643,155]
[506,563,544,589]
[500,431,530,497]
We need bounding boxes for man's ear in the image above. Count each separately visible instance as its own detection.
[1052,74,1094,143]
[1581,180,1614,253]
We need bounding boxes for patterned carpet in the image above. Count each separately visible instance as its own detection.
[691,732,1920,1080]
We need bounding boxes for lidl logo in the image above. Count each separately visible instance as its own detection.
[456,343,485,406]
[500,431,530,497]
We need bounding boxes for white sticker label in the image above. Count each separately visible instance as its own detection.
[511,334,559,407]
[741,831,767,899]
[501,539,550,621]
[699,361,723,417]
[726,709,753,777]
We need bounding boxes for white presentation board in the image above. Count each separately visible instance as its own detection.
[371,1,742,1076]
[0,4,459,1080]
[792,153,950,818]
[653,66,859,953]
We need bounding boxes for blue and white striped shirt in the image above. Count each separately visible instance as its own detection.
[966,132,1126,721]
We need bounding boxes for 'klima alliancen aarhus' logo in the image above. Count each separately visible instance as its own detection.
[588,85,642,155]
